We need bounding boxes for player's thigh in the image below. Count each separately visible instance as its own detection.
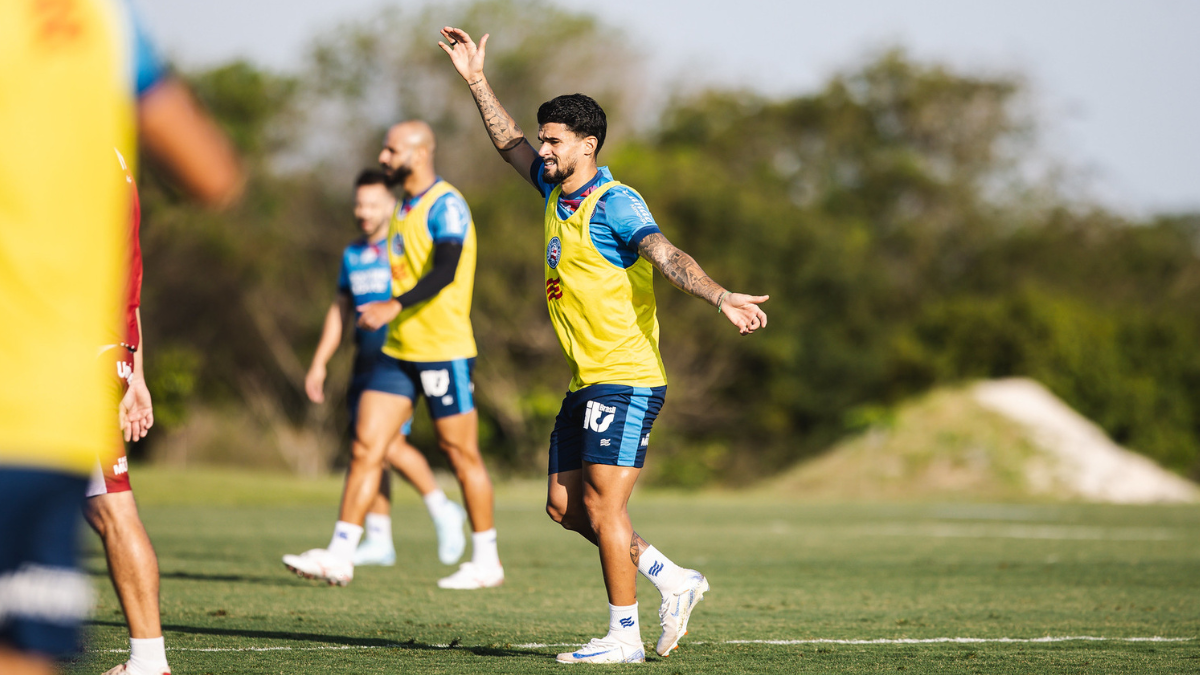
[354,391,413,456]
[547,468,585,520]
[431,409,479,458]
[82,489,139,536]
[582,461,641,516]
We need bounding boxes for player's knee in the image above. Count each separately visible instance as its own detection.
[83,493,138,540]
[546,501,566,525]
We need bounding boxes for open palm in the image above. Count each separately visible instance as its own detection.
[438,27,489,82]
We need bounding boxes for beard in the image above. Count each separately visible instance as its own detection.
[382,163,411,187]
[541,158,575,185]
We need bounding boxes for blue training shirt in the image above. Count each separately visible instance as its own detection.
[529,159,660,268]
[399,178,472,245]
[337,238,392,373]
[125,1,167,97]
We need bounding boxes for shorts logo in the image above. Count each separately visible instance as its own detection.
[420,369,451,397]
[648,561,663,577]
[640,435,650,447]
[546,236,562,269]
[584,400,616,433]
[600,439,611,447]
[619,617,635,628]
[116,360,133,383]
[114,457,128,476]
[546,278,563,301]
[390,232,406,257]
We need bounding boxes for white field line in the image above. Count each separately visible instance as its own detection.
[88,636,1193,653]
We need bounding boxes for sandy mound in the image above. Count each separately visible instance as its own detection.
[773,379,1198,503]
[972,378,1197,504]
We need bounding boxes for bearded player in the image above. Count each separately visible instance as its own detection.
[440,28,769,663]
[284,121,503,590]
[303,169,468,567]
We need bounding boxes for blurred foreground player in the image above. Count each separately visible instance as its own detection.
[441,27,768,662]
[83,13,243,675]
[284,122,503,590]
[1,1,138,673]
[303,169,468,567]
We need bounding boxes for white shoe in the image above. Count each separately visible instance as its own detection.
[353,538,396,566]
[282,548,354,586]
[556,636,645,664]
[436,561,504,589]
[656,571,709,656]
[432,501,467,565]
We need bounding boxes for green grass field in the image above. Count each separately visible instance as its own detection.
[68,466,1200,674]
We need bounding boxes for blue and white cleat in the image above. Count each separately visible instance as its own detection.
[556,636,645,664]
[433,500,467,565]
[352,538,396,566]
[656,571,709,656]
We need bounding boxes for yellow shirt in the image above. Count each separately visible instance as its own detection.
[544,181,667,391]
[0,0,134,474]
[383,180,478,362]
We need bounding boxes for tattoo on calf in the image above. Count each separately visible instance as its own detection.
[630,532,650,566]
[638,233,724,305]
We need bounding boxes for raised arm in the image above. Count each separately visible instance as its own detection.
[638,233,769,335]
[438,27,540,187]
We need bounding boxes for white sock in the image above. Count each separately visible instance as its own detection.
[422,488,450,516]
[327,521,363,562]
[126,636,169,674]
[364,513,392,544]
[470,528,500,568]
[605,603,640,643]
[637,545,688,595]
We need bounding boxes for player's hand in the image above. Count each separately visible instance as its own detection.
[357,299,402,332]
[438,27,489,84]
[118,377,154,442]
[721,293,769,335]
[305,364,327,404]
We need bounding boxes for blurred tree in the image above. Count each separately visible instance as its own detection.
[133,2,1200,483]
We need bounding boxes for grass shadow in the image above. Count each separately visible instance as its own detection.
[85,620,544,659]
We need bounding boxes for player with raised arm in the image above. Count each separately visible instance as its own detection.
[439,27,769,663]
[283,121,503,590]
[304,169,467,567]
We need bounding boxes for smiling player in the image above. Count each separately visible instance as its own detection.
[440,27,768,664]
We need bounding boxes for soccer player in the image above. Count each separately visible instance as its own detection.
[439,28,769,663]
[304,169,468,567]
[283,121,503,590]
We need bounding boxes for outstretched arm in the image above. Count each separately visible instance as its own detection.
[638,233,769,335]
[305,295,351,404]
[438,27,540,187]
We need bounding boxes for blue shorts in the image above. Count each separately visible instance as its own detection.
[363,355,475,420]
[548,385,667,474]
[0,467,91,659]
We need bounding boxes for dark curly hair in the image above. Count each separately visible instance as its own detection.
[354,169,389,188]
[537,94,608,157]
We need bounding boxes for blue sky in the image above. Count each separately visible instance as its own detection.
[137,0,1199,215]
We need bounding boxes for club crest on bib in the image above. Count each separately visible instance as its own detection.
[390,232,406,257]
[546,236,562,269]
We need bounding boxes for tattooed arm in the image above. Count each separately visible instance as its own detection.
[638,232,770,335]
[438,27,540,187]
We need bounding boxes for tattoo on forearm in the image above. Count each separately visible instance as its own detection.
[638,233,725,305]
[470,80,525,151]
[630,532,650,566]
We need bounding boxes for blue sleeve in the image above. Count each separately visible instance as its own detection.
[336,252,351,293]
[127,2,168,97]
[599,187,660,248]
[426,193,471,244]
[529,158,555,199]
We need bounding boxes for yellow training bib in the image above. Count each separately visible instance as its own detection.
[544,181,667,391]
[383,180,477,362]
[0,0,134,474]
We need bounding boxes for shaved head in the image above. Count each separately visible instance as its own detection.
[379,120,437,188]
